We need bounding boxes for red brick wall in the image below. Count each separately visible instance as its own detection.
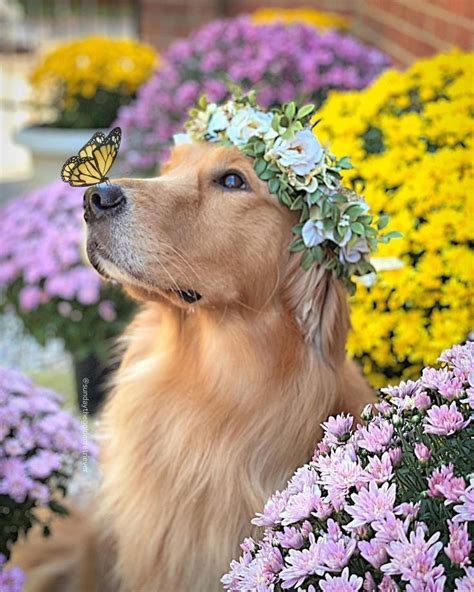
[353,0,473,65]
[138,0,474,66]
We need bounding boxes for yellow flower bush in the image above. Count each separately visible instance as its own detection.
[316,51,474,387]
[30,36,157,128]
[251,7,349,31]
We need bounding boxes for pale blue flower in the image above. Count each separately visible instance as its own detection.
[272,129,324,176]
[302,219,328,247]
[339,238,370,264]
[227,108,274,146]
[207,109,229,137]
[173,133,191,145]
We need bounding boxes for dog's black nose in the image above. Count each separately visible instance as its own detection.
[84,184,126,221]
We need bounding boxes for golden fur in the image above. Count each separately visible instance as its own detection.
[14,143,373,591]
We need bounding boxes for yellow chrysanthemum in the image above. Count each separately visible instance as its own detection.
[30,36,158,127]
[316,51,474,386]
[251,7,349,31]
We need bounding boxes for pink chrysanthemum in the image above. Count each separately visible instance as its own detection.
[321,413,353,444]
[357,418,394,453]
[454,567,474,592]
[423,401,470,436]
[319,568,363,591]
[428,464,466,502]
[382,526,443,582]
[279,534,326,588]
[346,481,396,529]
[446,520,472,567]
[223,342,473,591]
[453,479,474,523]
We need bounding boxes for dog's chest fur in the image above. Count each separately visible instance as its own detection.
[97,303,338,591]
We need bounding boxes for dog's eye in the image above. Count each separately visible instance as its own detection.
[219,172,246,190]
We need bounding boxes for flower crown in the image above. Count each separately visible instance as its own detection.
[175,92,399,293]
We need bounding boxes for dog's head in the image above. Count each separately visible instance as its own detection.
[84,142,349,360]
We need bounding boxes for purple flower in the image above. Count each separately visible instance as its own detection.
[346,481,397,529]
[280,484,331,525]
[0,181,128,352]
[423,401,470,436]
[357,419,394,453]
[422,367,465,400]
[455,567,474,592]
[383,526,443,582]
[0,366,97,549]
[439,342,474,381]
[320,568,363,591]
[252,490,288,527]
[366,452,393,483]
[358,538,388,569]
[280,534,326,588]
[0,562,25,592]
[275,526,305,550]
[222,343,473,591]
[428,464,466,502]
[18,286,43,311]
[414,442,431,463]
[321,413,353,444]
[446,521,472,567]
[26,450,62,479]
[453,479,474,523]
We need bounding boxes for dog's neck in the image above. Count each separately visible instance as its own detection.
[118,299,311,406]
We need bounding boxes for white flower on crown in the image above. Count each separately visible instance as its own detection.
[173,133,192,145]
[207,109,230,139]
[270,129,324,176]
[227,107,276,146]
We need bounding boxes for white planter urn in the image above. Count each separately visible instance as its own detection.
[15,126,110,190]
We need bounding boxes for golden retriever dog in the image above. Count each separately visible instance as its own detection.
[15,142,373,592]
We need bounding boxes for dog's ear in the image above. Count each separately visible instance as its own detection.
[283,256,350,367]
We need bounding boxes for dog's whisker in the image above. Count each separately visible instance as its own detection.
[158,242,205,286]
[149,251,197,297]
[150,253,183,295]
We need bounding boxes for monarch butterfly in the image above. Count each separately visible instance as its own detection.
[61,127,121,187]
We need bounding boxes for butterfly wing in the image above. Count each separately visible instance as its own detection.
[60,127,122,186]
[104,127,121,153]
[61,156,82,184]
[61,156,104,187]
[77,132,106,159]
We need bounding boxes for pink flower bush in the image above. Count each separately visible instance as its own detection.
[0,182,132,360]
[117,16,389,173]
[0,366,97,565]
[223,342,474,590]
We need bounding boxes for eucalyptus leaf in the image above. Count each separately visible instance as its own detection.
[384,230,403,239]
[338,156,352,169]
[289,239,306,253]
[300,249,315,271]
[254,158,267,176]
[350,222,365,235]
[377,214,390,229]
[297,104,315,119]
[312,245,324,262]
[345,204,367,219]
[268,178,280,194]
[285,102,296,120]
